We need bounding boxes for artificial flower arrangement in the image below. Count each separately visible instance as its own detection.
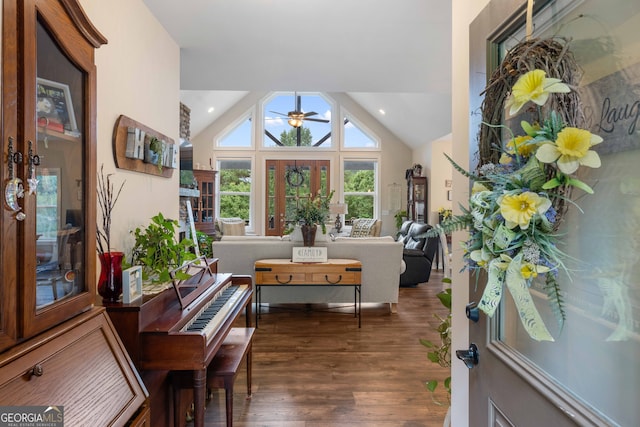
[437,207,453,221]
[293,190,335,233]
[432,68,603,341]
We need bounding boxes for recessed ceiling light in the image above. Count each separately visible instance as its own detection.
[378,109,386,115]
[207,107,214,113]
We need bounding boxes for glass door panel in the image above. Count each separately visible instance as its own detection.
[265,160,330,235]
[34,19,86,310]
[495,1,640,424]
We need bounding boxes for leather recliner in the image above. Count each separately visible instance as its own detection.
[397,220,439,287]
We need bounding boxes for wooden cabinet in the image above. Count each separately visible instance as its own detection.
[192,169,217,235]
[407,175,428,223]
[0,1,148,424]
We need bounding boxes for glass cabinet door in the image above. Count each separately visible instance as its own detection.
[33,19,86,311]
[20,7,98,336]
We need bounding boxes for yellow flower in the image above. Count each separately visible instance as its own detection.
[498,191,551,230]
[506,70,571,116]
[521,262,550,279]
[535,127,603,174]
[521,263,538,279]
[499,135,536,164]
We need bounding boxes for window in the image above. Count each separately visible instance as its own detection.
[343,160,377,221]
[343,113,379,148]
[217,159,252,226]
[218,114,253,148]
[263,92,332,147]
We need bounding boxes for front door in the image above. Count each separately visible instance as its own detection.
[466,0,640,425]
[265,159,330,235]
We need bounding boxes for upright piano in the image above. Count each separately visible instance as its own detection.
[102,259,253,427]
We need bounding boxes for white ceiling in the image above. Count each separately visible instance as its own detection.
[143,0,452,148]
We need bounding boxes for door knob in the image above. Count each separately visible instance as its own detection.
[456,343,479,369]
[465,302,480,322]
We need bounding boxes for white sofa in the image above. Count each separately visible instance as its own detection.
[213,235,404,312]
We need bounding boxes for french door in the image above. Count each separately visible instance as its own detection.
[265,159,330,236]
[466,0,640,425]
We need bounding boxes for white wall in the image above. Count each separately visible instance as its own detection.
[191,91,412,237]
[451,0,492,426]
[80,0,180,257]
[431,136,453,221]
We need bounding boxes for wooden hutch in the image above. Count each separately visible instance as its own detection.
[407,174,428,223]
[0,1,148,425]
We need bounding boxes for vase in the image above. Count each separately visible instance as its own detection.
[301,224,317,247]
[97,251,124,303]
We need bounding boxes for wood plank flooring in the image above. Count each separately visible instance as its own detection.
[199,270,450,426]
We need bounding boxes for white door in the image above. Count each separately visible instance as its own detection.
[465,0,640,425]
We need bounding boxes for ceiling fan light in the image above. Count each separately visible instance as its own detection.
[288,116,303,128]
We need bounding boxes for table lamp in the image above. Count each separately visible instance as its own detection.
[329,202,348,233]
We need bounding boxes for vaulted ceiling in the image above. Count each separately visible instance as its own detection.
[143,0,452,149]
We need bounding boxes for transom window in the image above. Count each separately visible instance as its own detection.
[344,113,379,148]
[218,114,252,148]
[263,92,332,147]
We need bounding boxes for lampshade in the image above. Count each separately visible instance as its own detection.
[329,202,348,215]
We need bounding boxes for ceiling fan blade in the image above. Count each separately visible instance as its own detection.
[304,117,330,123]
[269,111,288,117]
[303,111,318,117]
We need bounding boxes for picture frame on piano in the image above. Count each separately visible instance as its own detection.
[123,265,143,303]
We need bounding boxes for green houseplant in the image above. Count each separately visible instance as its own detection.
[420,278,452,402]
[130,212,196,283]
[293,190,334,233]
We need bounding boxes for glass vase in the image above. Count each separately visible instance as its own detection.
[97,251,124,303]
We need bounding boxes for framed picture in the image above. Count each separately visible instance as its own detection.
[122,265,143,303]
[36,77,78,132]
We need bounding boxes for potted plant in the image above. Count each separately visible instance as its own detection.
[420,278,451,426]
[293,190,334,246]
[394,209,407,230]
[130,212,196,283]
[144,136,164,171]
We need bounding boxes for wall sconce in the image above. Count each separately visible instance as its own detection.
[329,202,348,233]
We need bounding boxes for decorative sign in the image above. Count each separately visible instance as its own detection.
[112,115,175,177]
[292,246,328,263]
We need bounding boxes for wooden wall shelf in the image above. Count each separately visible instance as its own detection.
[112,114,175,178]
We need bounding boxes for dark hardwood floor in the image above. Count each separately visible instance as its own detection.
[199,270,450,426]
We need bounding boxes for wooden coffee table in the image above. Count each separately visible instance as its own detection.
[254,258,362,327]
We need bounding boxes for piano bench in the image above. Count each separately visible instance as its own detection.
[172,327,255,427]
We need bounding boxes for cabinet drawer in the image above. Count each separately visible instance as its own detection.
[0,308,147,427]
[258,272,307,284]
[309,272,358,284]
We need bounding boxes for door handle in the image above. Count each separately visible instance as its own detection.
[456,343,479,369]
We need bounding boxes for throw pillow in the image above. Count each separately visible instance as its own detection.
[221,220,245,236]
[350,218,378,237]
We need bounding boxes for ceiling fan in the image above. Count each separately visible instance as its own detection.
[270,92,330,128]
